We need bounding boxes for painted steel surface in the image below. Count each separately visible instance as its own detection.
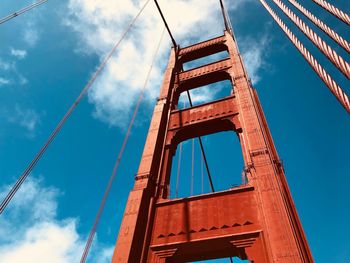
[112,32,313,263]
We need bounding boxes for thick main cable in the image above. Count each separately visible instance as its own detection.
[0,0,151,215]
[270,0,350,80]
[312,0,350,26]
[287,0,350,54]
[0,0,48,25]
[80,27,165,263]
[258,0,350,114]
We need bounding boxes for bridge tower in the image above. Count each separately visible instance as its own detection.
[111,30,313,262]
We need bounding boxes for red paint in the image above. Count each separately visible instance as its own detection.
[112,31,313,262]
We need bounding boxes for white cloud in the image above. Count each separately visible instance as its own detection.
[8,105,41,134]
[10,48,27,60]
[0,57,28,86]
[0,59,13,71]
[0,77,10,86]
[0,177,113,263]
[19,74,28,85]
[66,0,265,127]
[23,25,39,47]
[240,34,271,84]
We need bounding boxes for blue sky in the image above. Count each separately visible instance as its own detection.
[0,0,349,262]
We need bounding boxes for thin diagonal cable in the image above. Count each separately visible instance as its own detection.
[0,0,151,216]
[191,139,195,196]
[0,0,48,25]
[219,0,230,31]
[175,101,185,198]
[153,0,177,47]
[222,0,234,33]
[80,26,165,263]
[175,142,182,198]
[186,91,216,192]
[312,0,350,26]
[287,0,350,54]
[201,152,204,194]
[270,0,350,80]
[259,0,350,114]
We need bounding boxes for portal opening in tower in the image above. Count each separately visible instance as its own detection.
[169,131,245,199]
[177,79,233,110]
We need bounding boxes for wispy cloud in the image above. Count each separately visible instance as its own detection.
[0,177,113,263]
[0,55,28,87]
[0,59,14,71]
[65,0,265,127]
[6,105,42,136]
[240,34,271,84]
[23,23,39,47]
[0,77,10,86]
[10,48,27,60]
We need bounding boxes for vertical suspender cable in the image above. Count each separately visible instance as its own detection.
[270,0,350,80]
[191,139,195,196]
[186,91,216,192]
[258,0,350,114]
[175,101,186,198]
[0,0,48,25]
[201,153,204,194]
[0,0,151,215]
[312,0,350,26]
[153,0,216,193]
[175,142,182,198]
[80,26,165,263]
[287,0,350,54]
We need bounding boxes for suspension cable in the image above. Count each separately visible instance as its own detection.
[0,0,48,25]
[258,0,350,114]
[287,0,350,54]
[153,0,177,48]
[201,152,204,194]
[270,0,350,80]
[312,0,350,26]
[191,139,195,196]
[175,141,182,198]
[186,91,216,192]
[0,0,152,215]
[175,101,186,198]
[224,0,234,34]
[219,0,230,31]
[80,26,165,263]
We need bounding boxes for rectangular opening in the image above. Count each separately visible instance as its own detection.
[169,131,245,199]
[177,80,233,110]
[183,50,229,71]
[190,258,250,262]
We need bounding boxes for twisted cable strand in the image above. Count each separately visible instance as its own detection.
[271,0,350,80]
[312,0,350,26]
[259,0,350,114]
[288,0,350,54]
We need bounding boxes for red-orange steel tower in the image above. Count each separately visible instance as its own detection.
[112,31,313,262]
